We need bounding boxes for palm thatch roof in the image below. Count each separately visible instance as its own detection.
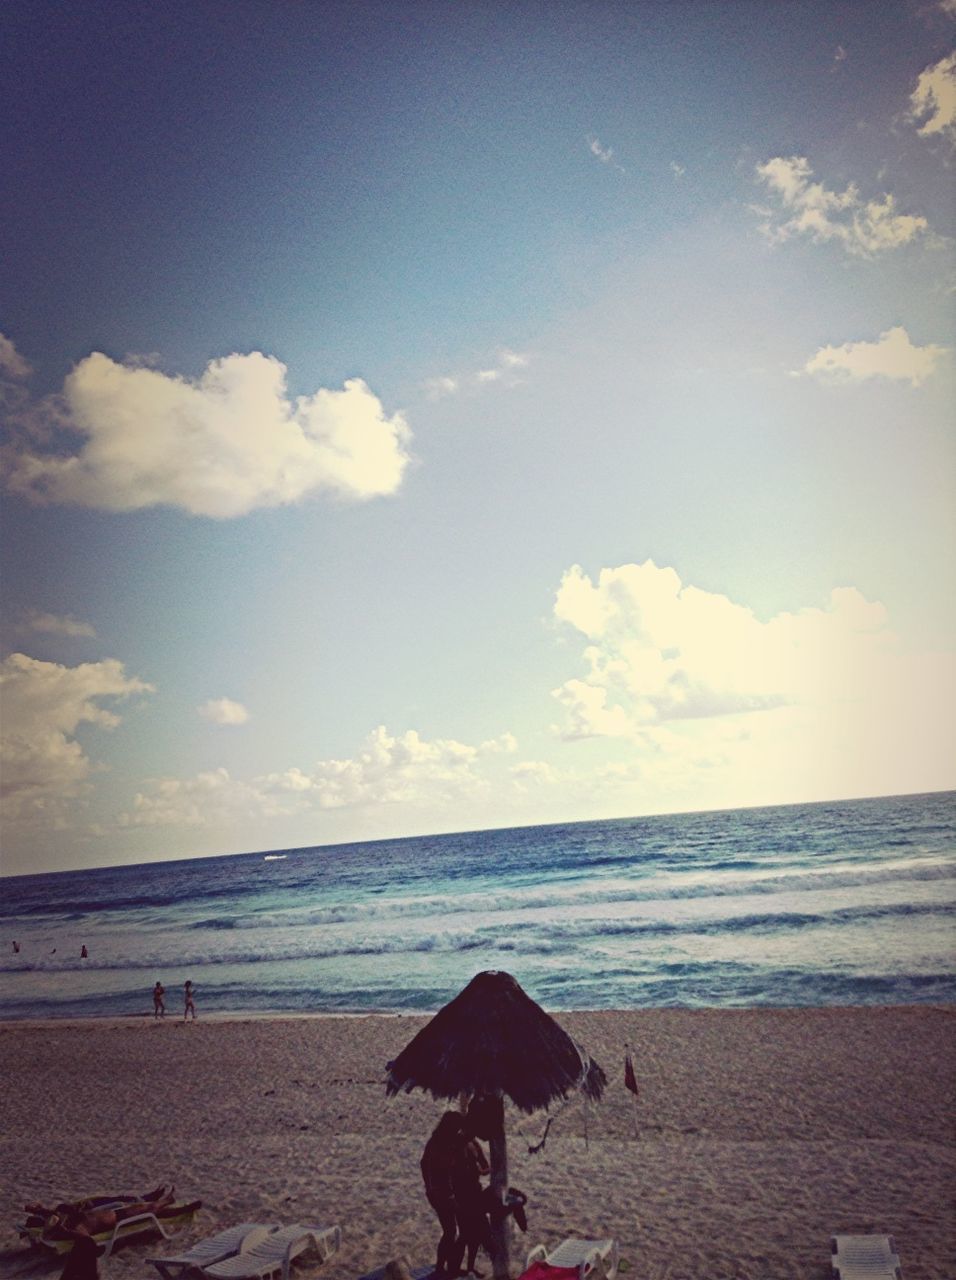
[385,970,607,1113]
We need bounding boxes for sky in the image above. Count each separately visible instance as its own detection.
[1,0,954,877]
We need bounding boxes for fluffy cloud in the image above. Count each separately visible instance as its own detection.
[198,697,250,726]
[0,653,153,823]
[754,157,929,256]
[909,51,956,140]
[3,350,411,517]
[121,725,514,828]
[550,561,955,806]
[800,326,948,385]
[0,333,31,380]
[552,561,896,737]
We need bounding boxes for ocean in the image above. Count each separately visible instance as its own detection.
[1,791,954,1021]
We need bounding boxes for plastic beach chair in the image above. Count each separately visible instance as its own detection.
[201,1224,342,1280]
[524,1238,619,1280]
[831,1235,903,1280]
[27,1201,202,1259]
[148,1224,279,1279]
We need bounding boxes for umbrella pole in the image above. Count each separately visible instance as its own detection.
[487,1092,510,1280]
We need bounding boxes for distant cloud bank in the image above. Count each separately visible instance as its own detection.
[2,348,411,518]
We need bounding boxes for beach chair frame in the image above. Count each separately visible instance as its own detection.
[525,1237,619,1280]
[201,1224,342,1280]
[148,1223,279,1279]
[830,1234,903,1280]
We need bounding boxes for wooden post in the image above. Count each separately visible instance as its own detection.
[487,1092,510,1280]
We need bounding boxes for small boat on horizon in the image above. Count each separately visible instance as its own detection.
[263,853,288,861]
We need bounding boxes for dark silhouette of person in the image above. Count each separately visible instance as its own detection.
[449,1126,491,1277]
[12,940,20,953]
[80,945,88,959]
[421,1111,465,1276]
[153,982,166,1019]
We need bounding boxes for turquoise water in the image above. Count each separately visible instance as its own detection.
[1,791,953,1019]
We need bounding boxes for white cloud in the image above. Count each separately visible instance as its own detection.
[3,350,411,517]
[549,561,955,805]
[26,611,96,638]
[423,375,460,400]
[909,51,956,140]
[422,349,530,398]
[669,161,686,178]
[583,134,621,167]
[552,561,895,736]
[0,333,32,380]
[0,653,153,823]
[800,326,948,385]
[198,697,250,726]
[754,156,929,256]
[121,725,514,828]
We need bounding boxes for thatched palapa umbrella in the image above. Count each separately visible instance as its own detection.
[386,970,606,1280]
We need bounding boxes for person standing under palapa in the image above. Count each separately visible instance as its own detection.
[449,1117,491,1277]
[420,1111,465,1277]
[183,980,196,1021]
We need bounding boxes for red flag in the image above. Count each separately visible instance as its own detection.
[624,1049,639,1097]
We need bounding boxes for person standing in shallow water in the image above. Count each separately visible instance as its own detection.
[152,982,166,1019]
[183,980,196,1021]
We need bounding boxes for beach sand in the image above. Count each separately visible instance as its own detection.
[0,1007,953,1280]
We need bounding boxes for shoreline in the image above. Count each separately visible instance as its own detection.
[1,1005,953,1280]
[2,1000,953,1032]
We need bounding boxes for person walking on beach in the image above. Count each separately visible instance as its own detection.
[153,981,166,1019]
[421,1111,465,1277]
[80,945,88,959]
[183,979,196,1021]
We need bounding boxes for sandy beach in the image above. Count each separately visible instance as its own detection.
[0,1007,953,1280]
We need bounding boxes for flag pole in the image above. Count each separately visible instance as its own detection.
[624,1041,639,1139]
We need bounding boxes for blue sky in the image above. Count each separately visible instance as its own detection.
[2,0,954,875]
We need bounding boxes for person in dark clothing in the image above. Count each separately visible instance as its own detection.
[449,1134,491,1277]
[58,1229,100,1280]
[420,1112,464,1277]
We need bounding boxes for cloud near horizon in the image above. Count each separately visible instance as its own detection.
[120,727,518,828]
[2,349,411,517]
[550,560,955,803]
[552,561,895,736]
[800,326,948,385]
[754,157,929,256]
[0,653,153,824]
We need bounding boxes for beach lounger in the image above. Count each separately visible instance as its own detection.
[831,1235,903,1280]
[201,1224,342,1280]
[524,1238,619,1280]
[24,1201,202,1258]
[148,1223,279,1279]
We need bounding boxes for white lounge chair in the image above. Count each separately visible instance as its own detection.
[148,1223,278,1279]
[831,1235,903,1280]
[202,1224,342,1280]
[525,1237,619,1280]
